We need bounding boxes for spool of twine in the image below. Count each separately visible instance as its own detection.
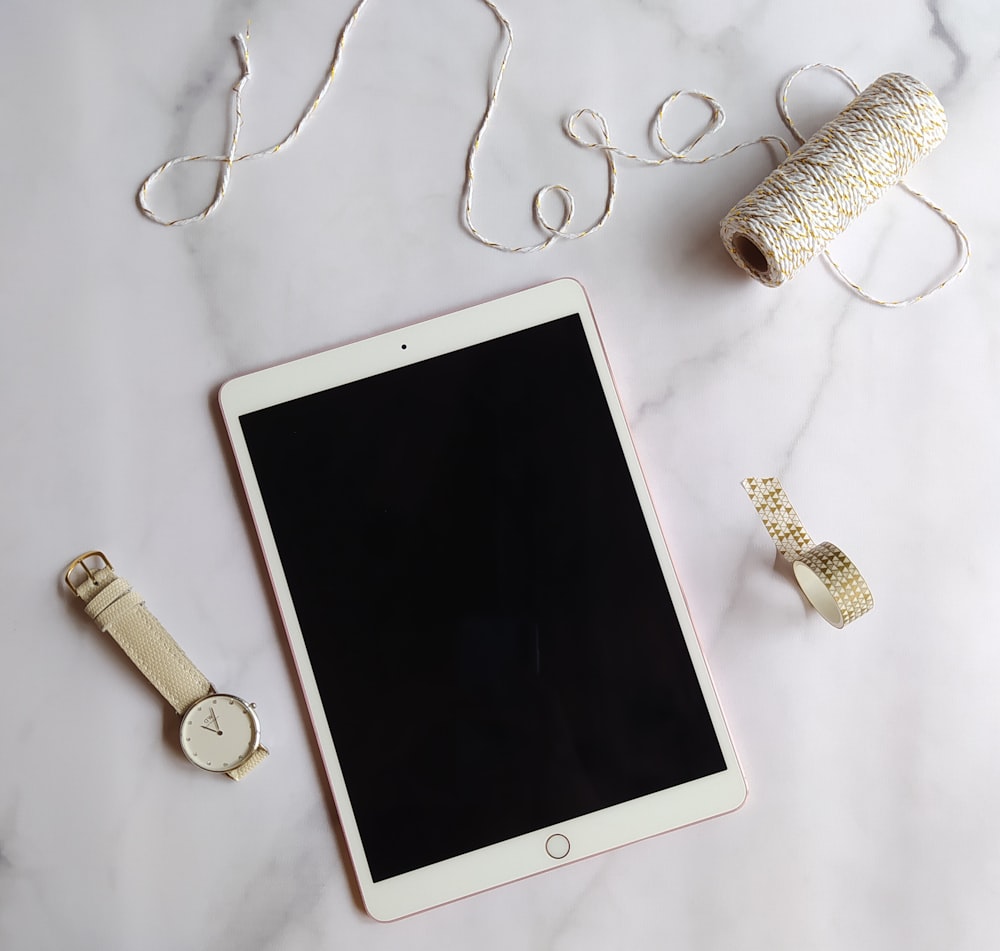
[720,72,948,287]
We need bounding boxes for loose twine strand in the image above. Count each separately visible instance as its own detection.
[137,0,969,307]
[137,0,367,226]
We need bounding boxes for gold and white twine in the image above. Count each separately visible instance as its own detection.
[137,1,369,226]
[137,5,968,305]
[721,66,970,306]
[742,477,873,629]
[460,6,789,252]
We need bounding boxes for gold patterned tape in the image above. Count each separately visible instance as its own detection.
[742,477,873,628]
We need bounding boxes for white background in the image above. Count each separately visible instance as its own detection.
[2,1,998,948]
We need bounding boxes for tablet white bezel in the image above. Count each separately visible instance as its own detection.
[219,278,746,921]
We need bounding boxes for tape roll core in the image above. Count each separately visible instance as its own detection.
[793,557,845,628]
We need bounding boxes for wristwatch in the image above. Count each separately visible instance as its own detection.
[64,551,269,780]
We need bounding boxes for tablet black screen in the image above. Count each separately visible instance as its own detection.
[240,314,725,882]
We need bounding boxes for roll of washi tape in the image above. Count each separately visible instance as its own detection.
[721,71,948,291]
[742,477,873,628]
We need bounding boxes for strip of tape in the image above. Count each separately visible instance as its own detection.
[742,477,873,628]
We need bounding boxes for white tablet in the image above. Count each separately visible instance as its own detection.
[219,279,746,920]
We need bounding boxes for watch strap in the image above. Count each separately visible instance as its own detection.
[227,745,269,781]
[65,553,212,714]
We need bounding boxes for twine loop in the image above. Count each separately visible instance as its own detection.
[138,32,251,227]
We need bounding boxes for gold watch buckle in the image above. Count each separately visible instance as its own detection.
[64,551,113,594]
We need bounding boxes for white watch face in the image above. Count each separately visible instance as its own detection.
[179,694,260,772]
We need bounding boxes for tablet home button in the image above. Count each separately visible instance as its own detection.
[545,834,571,860]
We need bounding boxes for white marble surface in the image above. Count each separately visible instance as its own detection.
[3,0,999,947]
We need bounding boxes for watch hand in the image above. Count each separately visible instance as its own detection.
[201,724,223,734]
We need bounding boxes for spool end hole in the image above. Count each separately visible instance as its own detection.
[733,234,768,276]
